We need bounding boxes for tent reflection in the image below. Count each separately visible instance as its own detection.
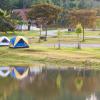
[0,66,100,100]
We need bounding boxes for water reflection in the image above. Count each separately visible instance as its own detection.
[0,67,11,77]
[0,66,100,100]
[86,94,97,100]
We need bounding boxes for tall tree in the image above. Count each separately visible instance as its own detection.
[0,0,11,10]
[76,24,83,49]
[7,0,100,9]
[67,10,97,41]
[57,29,63,49]
[28,3,62,41]
[78,0,93,9]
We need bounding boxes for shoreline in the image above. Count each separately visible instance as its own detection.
[0,47,100,68]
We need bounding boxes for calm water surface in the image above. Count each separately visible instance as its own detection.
[0,66,100,100]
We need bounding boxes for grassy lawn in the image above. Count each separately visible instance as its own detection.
[29,35,100,45]
[0,31,39,38]
[64,30,100,36]
[0,30,99,68]
[0,46,100,68]
[0,30,100,44]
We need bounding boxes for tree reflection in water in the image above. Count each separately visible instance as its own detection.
[86,93,97,100]
[0,66,100,100]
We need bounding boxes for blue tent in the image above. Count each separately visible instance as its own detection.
[9,36,29,48]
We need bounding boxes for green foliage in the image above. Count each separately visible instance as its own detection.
[76,24,83,34]
[57,29,63,38]
[6,0,100,9]
[29,3,62,25]
[76,23,83,49]
[0,9,4,16]
[0,0,99,29]
[0,0,11,10]
[56,73,62,89]
[57,29,63,49]
[78,0,93,9]
[96,18,100,28]
[75,77,83,91]
[0,9,14,32]
[0,18,14,32]
[68,10,97,29]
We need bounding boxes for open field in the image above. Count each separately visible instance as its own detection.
[0,46,100,68]
[0,31,39,38]
[0,30,100,68]
[64,30,100,36]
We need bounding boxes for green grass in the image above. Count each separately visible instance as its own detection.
[0,30,99,68]
[0,46,100,68]
[29,35,100,45]
[0,30,100,44]
[0,31,39,38]
[64,30,100,36]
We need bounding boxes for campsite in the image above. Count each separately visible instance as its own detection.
[0,0,100,100]
[0,30,100,68]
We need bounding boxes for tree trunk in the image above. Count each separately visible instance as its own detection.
[58,39,61,49]
[28,25,31,31]
[39,24,42,43]
[21,25,23,31]
[82,26,85,42]
[77,33,81,49]
[44,24,48,41]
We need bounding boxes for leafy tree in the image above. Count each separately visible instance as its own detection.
[28,3,62,41]
[76,24,83,49]
[9,0,33,9]
[6,0,100,9]
[78,0,93,9]
[0,0,11,10]
[67,10,97,41]
[0,9,14,32]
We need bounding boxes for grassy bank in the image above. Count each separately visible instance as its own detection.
[0,46,100,68]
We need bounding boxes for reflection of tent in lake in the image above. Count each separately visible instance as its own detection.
[6,68,100,100]
[11,67,29,80]
[0,67,11,77]
[0,36,10,46]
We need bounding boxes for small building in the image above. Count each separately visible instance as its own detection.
[13,9,39,31]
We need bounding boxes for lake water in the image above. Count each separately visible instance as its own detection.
[0,66,100,100]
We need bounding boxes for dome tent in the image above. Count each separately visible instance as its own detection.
[0,36,10,46]
[9,36,29,48]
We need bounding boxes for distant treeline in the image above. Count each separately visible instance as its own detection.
[0,0,100,10]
